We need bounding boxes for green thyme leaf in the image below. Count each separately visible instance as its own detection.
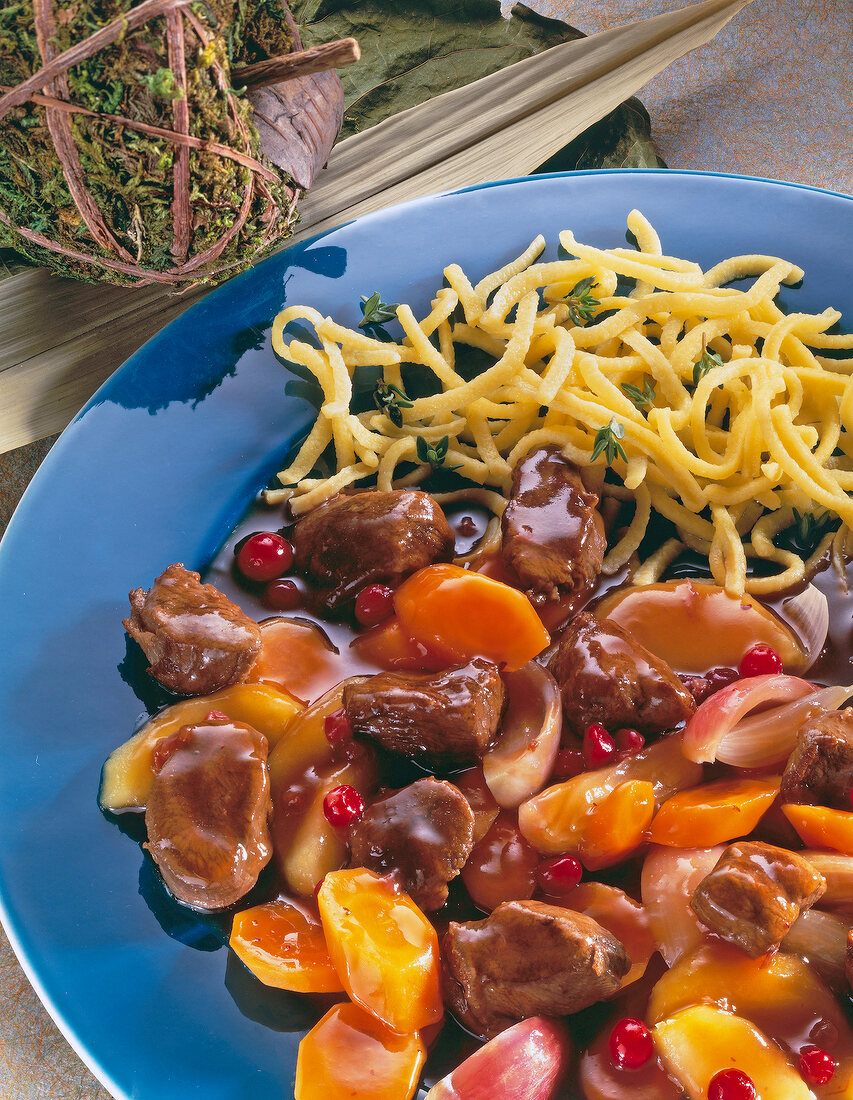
[373,380,413,428]
[359,292,400,342]
[590,418,627,466]
[415,434,460,472]
[692,342,724,387]
[360,292,399,326]
[621,377,656,411]
[792,508,837,548]
[565,276,600,326]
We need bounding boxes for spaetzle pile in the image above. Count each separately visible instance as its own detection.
[268,210,853,597]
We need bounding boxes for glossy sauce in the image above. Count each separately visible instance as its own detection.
[197,492,853,1097]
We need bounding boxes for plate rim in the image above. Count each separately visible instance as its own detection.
[2,166,852,1100]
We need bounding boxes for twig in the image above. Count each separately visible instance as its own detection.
[234,38,360,91]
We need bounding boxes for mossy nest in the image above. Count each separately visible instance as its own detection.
[0,0,339,286]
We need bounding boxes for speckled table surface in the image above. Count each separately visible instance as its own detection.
[1,0,851,1095]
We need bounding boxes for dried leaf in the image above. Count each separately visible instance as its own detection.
[289,1,583,138]
[249,3,344,190]
[535,97,664,172]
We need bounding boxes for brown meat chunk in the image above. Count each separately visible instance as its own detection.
[443,899,630,1039]
[144,718,272,910]
[291,489,454,609]
[124,563,261,696]
[690,841,826,958]
[349,778,475,910]
[342,658,505,769]
[502,446,605,604]
[548,611,695,737]
[780,709,853,810]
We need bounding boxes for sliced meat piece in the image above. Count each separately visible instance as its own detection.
[348,777,475,910]
[780,709,853,810]
[342,658,505,769]
[124,563,261,696]
[690,840,826,958]
[502,446,605,604]
[548,611,695,737]
[144,717,272,910]
[291,489,454,609]
[443,899,630,1039]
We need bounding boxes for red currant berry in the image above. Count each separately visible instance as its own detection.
[583,723,616,768]
[738,643,783,678]
[681,674,712,704]
[799,1046,837,1086]
[615,728,645,754]
[236,532,294,582]
[324,707,353,747]
[457,515,478,537]
[552,748,586,779]
[608,1017,654,1069]
[323,784,365,828]
[204,710,230,722]
[706,666,739,692]
[262,578,302,611]
[707,1068,756,1100]
[313,875,326,903]
[354,583,395,627]
[536,854,582,895]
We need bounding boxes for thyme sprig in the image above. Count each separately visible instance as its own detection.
[792,508,838,548]
[565,277,600,326]
[692,340,724,387]
[416,435,461,472]
[373,381,413,428]
[591,418,627,466]
[359,291,400,341]
[621,376,656,411]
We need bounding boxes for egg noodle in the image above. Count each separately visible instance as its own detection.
[268,210,853,598]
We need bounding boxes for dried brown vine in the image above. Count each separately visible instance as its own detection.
[0,0,343,287]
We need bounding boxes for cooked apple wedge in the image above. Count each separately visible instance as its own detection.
[653,1004,811,1100]
[99,683,302,812]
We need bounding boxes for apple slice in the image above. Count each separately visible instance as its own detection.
[426,1017,572,1100]
[653,1004,811,1100]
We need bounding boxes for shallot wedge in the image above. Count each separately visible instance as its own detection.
[482,662,561,808]
[425,1017,572,1100]
[641,845,724,966]
[716,684,853,768]
[681,674,816,764]
[783,907,851,992]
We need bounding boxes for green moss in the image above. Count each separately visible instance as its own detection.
[0,0,296,285]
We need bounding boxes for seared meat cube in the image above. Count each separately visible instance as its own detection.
[291,489,454,609]
[342,658,505,769]
[144,717,272,910]
[502,446,605,604]
[349,778,475,910]
[780,709,853,810]
[548,611,695,737]
[690,841,826,958]
[124,563,261,696]
[443,899,629,1039]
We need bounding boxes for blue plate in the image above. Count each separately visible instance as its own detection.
[1,170,852,1099]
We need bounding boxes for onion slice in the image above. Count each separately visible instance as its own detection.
[716,684,853,768]
[782,908,850,992]
[782,585,829,674]
[425,1016,572,1100]
[483,661,561,808]
[682,674,816,764]
[641,845,724,966]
